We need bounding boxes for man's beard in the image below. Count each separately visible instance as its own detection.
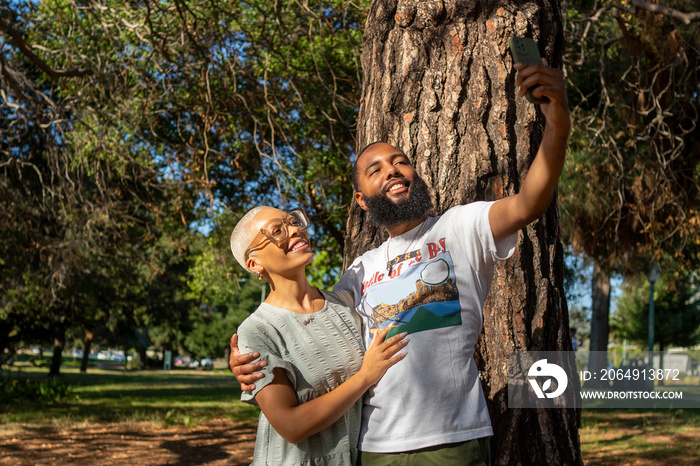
[363,176,434,228]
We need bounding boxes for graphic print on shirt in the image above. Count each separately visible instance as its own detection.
[361,248,460,339]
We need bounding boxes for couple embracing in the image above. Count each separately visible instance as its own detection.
[228,60,570,465]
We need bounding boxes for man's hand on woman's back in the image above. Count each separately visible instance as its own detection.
[229,333,267,391]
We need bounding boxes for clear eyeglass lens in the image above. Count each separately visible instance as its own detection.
[267,221,287,242]
[288,211,306,228]
[259,209,309,245]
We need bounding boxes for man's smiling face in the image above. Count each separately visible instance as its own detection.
[354,143,417,205]
[354,143,433,228]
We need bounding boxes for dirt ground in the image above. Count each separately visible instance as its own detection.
[2,414,698,465]
[0,419,256,466]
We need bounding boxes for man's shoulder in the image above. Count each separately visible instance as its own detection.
[441,201,493,216]
[320,288,354,308]
[347,239,387,265]
[334,243,387,293]
[430,201,493,228]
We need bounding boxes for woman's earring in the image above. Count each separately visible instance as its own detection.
[256,270,262,280]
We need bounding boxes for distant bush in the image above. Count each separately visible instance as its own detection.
[0,376,75,404]
[126,354,142,370]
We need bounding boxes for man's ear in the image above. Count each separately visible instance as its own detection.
[355,191,368,211]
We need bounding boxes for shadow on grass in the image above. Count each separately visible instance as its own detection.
[582,408,700,427]
[581,408,700,465]
[0,368,260,425]
[3,402,260,424]
[584,438,699,466]
[583,433,637,447]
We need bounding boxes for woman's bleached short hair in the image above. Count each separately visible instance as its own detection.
[230,206,266,270]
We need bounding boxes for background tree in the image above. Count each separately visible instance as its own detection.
[2,0,366,370]
[346,0,580,463]
[560,0,700,378]
[612,268,700,354]
[0,1,199,374]
[184,230,263,360]
[15,0,364,270]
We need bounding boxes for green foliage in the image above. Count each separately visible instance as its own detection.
[186,235,243,311]
[2,0,372,369]
[563,248,591,306]
[184,230,262,359]
[126,353,142,370]
[1,0,204,373]
[308,249,343,289]
[612,268,700,350]
[569,304,591,346]
[0,376,75,404]
[23,0,365,259]
[561,1,700,272]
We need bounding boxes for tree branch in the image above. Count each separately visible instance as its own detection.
[627,0,700,25]
[0,17,94,80]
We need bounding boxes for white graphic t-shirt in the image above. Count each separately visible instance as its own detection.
[334,201,517,453]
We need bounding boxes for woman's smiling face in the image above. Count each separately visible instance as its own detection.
[245,207,314,278]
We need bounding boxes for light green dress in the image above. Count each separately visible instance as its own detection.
[238,289,364,465]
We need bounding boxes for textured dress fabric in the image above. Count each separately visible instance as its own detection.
[238,289,364,465]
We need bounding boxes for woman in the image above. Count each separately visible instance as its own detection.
[230,206,408,465]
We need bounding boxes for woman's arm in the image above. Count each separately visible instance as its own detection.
[254,327,408,444]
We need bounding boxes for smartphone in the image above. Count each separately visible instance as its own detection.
[509,37,548,104]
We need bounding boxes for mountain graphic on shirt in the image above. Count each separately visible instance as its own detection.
[370,276,460,336]
[385,305,462,338]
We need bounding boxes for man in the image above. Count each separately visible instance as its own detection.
[230,60,570,464]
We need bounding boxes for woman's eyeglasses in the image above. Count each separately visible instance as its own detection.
[245,208,311,257]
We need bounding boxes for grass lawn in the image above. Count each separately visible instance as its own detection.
[580,408,700,465]
[1,365,259,426]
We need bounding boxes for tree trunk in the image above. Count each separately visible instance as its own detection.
[347,1,581,463]
[139,347,147,370]
[588,260,611,388]
[80,331,93,373]
[49,331,65,377]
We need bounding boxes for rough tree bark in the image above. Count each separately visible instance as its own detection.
[344,0,581,463]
